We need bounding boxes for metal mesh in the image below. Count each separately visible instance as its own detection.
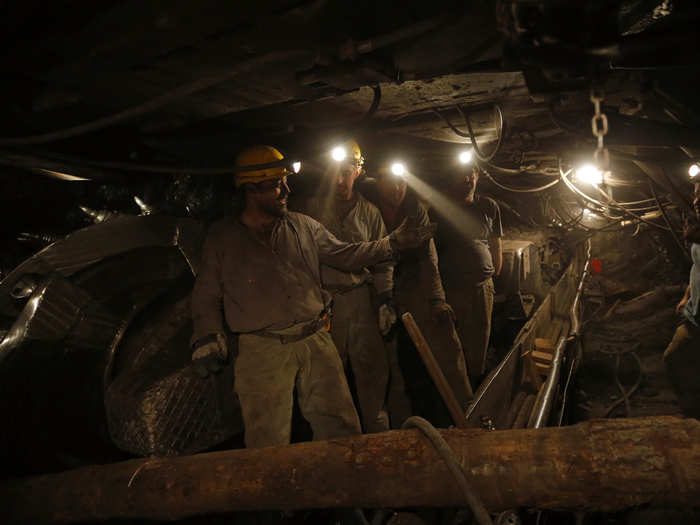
[104,290,242,457]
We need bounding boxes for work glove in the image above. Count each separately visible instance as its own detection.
[389,218,437,252]
[431,300,456,325]
[378,303,397,336]
[676,297,689,315]
[191,333,228,378]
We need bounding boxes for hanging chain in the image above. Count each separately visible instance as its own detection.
[590,86,610,171]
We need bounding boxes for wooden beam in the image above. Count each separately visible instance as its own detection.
[2,417,700,523]
[401,312,469,427]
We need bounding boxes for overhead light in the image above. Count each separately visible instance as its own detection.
[331,146,347,162]
[689,163,700,178]
[292,161,302,174]
[458,150,473,164]
[575,163,603,186]
[391,162,406,177]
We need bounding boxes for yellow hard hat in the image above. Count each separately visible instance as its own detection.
[235,145,296,187]
[330,139,364,168]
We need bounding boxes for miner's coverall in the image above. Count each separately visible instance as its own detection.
[306,193,410,431]
[381,195,473,421]
[191,212,394,448]
[439,195,503,379]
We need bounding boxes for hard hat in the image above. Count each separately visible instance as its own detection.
[235,145,297,187]
[330,139,364,168]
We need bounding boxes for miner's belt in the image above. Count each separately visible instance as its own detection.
[254,314,331,345]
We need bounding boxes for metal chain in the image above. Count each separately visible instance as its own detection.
[590,86,610,171]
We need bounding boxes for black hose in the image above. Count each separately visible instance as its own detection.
[300,84,382,131]
[457,104,504,163]
[361,85,382,123]
[648,178,691,262]
[482,170,560,193]
[401,416,493,525]
[431,104,504,163]
[432,104,513,169]
[598,349,643,418]
[558,159,672,231]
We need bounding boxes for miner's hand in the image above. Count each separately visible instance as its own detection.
[192,333,228,378]
[389,218,437,251]
[378,303,398,336]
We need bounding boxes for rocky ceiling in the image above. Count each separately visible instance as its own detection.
[0,0,698,195]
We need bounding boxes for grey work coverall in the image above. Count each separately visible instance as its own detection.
[191,212,394,448]
[438,195,503,379]
[378,195,474,420]
[306,193,411,431]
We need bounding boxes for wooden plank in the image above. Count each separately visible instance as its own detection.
[532,351,554,363]
[521,337,543,389]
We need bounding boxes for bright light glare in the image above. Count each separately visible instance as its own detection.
[689,163,700,178]
[458,150,472,164]
[575,163,603,186]
[583,208,592,215]
[331,146,347,162]
[292,161,301,174]
[391,162,406,177]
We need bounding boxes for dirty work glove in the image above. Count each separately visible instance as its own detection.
[431,300,456,325]
[191,333,228,378]
[378,303,397,336]
[389,218,437,252]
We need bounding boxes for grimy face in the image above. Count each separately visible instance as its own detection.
[248,176,290,217]
[334,162,361,200]
[378,173,407,208]
[458,165,479,199]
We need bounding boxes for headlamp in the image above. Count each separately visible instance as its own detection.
[391,162,406,177]
[689,163,699,178]
[458,150,473,164]
[331,146,347,162]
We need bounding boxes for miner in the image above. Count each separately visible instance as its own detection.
[663,191,700,417]
[364,165,473,426]
[305,140,410,432]
[190,145,434,448]
[437,164,503,384]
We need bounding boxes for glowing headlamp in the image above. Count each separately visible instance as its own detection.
[391,162,406,177]
[331,146,347,162]
[458,150,473,165]
[291,161,302,174]
[689,163,699,178]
